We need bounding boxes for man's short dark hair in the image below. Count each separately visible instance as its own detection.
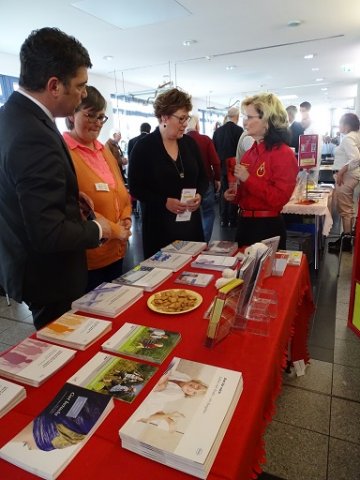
[140,122,151,133]
[300,101,311,111]
[19,27,92,91]
[341,113,360,132]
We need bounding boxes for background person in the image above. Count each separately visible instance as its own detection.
[328,113,360,253]
[186,114,221,242]
[0,28,110,330]
[224,93,298,249]
[213,107,244,228]
[127,122,151,158]
[64,86,132,291]
[128,88,208,258]
[286,105,304,154]
[105,130,128,183]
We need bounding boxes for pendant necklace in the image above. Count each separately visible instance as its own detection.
[172,150,185,179]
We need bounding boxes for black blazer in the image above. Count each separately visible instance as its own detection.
[127,132,148,158]
[213,122,244,174]
[0,92,100,304]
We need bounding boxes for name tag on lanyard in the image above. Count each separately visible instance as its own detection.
[95,183,110,192]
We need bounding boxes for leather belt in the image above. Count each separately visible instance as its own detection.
[239,210,280,218]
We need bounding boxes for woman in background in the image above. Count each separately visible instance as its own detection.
[224,93,298,248]
[64,86,131,291]
[128,88,208,258]
[328,112,360,253]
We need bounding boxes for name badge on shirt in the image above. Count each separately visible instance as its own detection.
[95,183,110,192]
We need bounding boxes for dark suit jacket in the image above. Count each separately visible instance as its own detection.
[289,121,305,153]
[127,132,148,158]
[213,121,244,174]
[0,92,100,304]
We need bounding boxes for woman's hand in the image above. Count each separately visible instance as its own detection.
[234,164,249,182]
[185,193,201,212]
[117,221,132,241]
[166,197,187,215]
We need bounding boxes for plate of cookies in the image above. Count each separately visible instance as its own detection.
[147,289,203,315]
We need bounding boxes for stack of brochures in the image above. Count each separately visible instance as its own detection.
[202,240,238,256]
[102,323,181,364]
[71,282,143,318]
[36,312,112,350]
[0,383,114,480]
[120,357,243,479]
[67,352,158,403]
[112,265,172,292]
[140,251,192,272]
[0,338,75,387]
[175,271,214,287]
[0,378,26,418]
[161,240,207,256]
[191,254,238,271]
[278,249,303,266]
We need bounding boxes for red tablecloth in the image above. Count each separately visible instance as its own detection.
[0,257,314,480]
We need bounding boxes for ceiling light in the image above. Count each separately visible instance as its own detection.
[316,78,324,82]
[304,54,315,59]
[205,55,212,61]
[226,65,237,71]
[182,39,197,47]
[321,87,328,91]
[312,67,320,71]
[341,64,353,72]
[103,55,114,61]
[287,20,302,27]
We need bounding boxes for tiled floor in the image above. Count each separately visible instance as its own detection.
[0,209,359,480]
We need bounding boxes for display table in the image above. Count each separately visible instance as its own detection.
[0,257,314,480]
[282,192,333,269]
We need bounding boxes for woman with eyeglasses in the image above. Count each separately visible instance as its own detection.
[63,86,132,292]
[224,93,298,249]
[128,88,208,258]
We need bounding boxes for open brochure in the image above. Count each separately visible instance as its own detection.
[161,241,207,256]
[102,323,181,364]
[112,265,172,292]
[191,254,238,271]
[120,357,243,479]
[140,251,192,272]
[0,383,114,480]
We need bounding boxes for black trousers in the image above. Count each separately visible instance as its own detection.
[220,174,238,225]
[235,215,287,249]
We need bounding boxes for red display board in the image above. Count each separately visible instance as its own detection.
[348,198,360,337]
[298,134,318,169]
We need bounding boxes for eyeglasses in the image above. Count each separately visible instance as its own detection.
[241,114,261,121]
[171,114,191,124]
[82,112,109,125]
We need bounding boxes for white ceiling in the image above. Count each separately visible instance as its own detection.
[1,0,360,110]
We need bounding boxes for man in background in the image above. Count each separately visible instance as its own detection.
[127,122,151,158]
[213,107,243,227]
[105,130,128,183]
[286,105,304,154]
[0,27,110,329]
[186,114,220,242]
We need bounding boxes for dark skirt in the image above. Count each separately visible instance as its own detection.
[235,215,287,249]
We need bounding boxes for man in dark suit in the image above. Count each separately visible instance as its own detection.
[127,122,151,158]
[213,107,243,227]
[0,28,111,330]
[286,105,304,154]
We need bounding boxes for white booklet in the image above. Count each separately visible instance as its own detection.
[191,254,238,271]
[176,188,196,222]
[67,352,158,403]
[36,312,112,350]
[161,240,207,256]
[0,383,114,480]
[0,338,76,387]
[140,251,192,272]
[202,240,238,256]
[71,282,143,318]
[120,357,243,479]
[112,265,172,292]
[174,271,214,287]
[102,323,181,364]
[0,378,26,418]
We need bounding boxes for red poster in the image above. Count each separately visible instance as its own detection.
[298,134,318,169]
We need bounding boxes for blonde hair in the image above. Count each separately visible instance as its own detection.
[241,93,289,130]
